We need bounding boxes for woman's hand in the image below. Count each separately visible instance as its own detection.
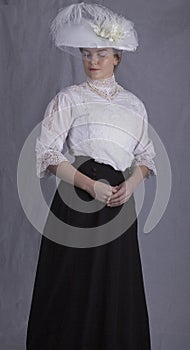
[107,179,135,207]
[88,180,118,204]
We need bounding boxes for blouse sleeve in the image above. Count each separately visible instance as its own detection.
[132,103,157,178]
[35,91,73,178]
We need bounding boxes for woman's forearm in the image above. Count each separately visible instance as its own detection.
[47,161,117,203]
[47,161,95,193]
[127,165,149,190]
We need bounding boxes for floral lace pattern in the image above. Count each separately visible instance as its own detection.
[86,74,117,97]
[36,149,67,178]
[35,137,68,178]
[42,95,60,130]
[132,157,157,178]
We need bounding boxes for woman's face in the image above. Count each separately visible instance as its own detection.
[81,48,120,80]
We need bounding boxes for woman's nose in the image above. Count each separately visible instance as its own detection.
[90,54,98,63]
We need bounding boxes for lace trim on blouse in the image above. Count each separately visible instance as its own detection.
[38,151,66,178]
[132,157,157,178]
[86,74,116,96]
[41,95,60,130]
[36,147,67,178]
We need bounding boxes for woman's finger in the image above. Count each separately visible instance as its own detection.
[108,187,126,201]
[107,194,126,206]
[108,189,133,206]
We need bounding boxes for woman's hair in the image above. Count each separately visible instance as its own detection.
[79,48,122,72]
[112,48,122,71]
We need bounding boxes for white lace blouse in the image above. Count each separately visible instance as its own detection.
[36,75,156,178]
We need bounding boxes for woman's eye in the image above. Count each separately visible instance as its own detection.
[98,52,107,57]
[83,53,91,58]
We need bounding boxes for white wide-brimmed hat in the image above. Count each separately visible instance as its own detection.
[50,2,138,56]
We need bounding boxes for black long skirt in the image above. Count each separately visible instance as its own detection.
[26,157,151,350]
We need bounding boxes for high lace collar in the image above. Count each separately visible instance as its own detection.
[86,74,118,98]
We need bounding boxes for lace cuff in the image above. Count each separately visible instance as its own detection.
[36,148,68,178]
[132,157,157,178]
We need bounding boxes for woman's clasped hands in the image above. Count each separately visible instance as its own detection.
[107,179,135,207]
[89,179,135,207]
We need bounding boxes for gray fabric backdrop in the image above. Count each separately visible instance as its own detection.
[1,0,190,349]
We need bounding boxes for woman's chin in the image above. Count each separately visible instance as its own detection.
[87,70,111,80]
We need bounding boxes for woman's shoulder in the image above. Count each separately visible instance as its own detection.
[59,84,82,97]
[117,84,144,104]
[53,84,83,106]
[117,84,147,116]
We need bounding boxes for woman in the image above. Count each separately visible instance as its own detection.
[26,3,156,349]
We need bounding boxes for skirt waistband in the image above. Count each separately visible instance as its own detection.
[73,156,132,186]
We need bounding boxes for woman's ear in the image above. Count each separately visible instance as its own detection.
[118,52,122,64]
